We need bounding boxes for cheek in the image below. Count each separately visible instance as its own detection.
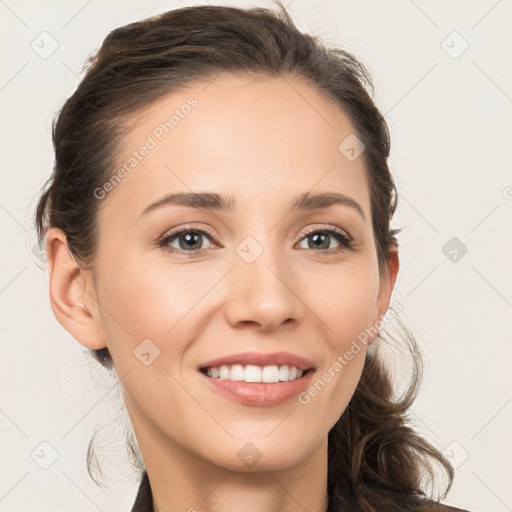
[96,252,215,351]
[297,263,379,418]
[308,260,380,346]
[93,254,209,429]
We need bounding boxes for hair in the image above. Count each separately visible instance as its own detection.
[34,3,454,511]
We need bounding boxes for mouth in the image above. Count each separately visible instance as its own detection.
[197,352,316,407]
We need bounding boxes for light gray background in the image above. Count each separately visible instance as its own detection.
[1,1,511,511]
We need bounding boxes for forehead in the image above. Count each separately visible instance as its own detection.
[98,75,371,222]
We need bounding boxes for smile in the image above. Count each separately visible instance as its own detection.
[201,364,305,383]
[199,366,315,407]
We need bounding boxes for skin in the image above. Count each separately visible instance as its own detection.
[46,75,398,512]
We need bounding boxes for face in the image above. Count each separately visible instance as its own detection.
[68,75,396,472]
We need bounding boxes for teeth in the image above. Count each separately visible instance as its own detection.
[204,364,306,383]
[230,364,245,381]
[262,365,279,383]
[245,365,262,382]
[219,365,230,379]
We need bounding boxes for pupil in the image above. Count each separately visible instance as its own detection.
[311,233,328,249]
[181,233,201,250]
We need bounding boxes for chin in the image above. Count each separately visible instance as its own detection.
[203,437,315,473]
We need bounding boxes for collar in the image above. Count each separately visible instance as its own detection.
[130,470,154,512]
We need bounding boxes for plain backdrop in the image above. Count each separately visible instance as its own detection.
[1,1,511,511]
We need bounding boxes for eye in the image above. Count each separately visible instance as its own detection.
[157,224,354,256]
[296,226,353,253]
[158,226,217,254]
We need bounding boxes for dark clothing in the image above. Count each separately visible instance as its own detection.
[131,471,153,512]
[130,470,472,512]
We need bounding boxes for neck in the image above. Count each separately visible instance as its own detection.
[133,421,329,512]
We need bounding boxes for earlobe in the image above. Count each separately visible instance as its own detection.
[46,227,106,350]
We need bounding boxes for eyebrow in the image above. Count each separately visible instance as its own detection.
[139,191,366,220]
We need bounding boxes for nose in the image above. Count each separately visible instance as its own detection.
[223,243,303,333]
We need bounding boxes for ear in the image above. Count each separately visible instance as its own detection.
[369,245,400,344]
[45,227,106,350]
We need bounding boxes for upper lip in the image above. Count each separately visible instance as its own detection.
[199,351,315,371]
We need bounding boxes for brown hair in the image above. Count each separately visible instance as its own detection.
[34,3,454,510]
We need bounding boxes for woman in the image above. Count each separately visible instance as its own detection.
[34,3,472,511]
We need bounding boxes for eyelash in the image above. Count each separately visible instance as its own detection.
[157,224,354,256]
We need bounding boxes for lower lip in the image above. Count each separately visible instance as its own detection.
[198,370,315,407]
